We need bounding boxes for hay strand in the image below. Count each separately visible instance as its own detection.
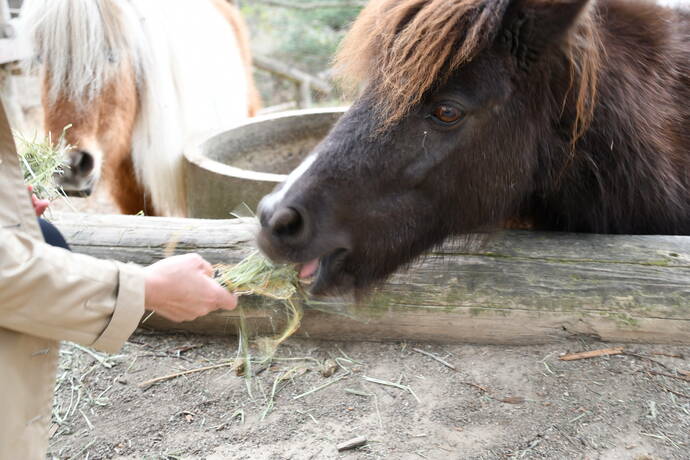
[137,361,238,388]
[411,347,456,370]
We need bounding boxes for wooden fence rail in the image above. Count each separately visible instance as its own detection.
[52,212,690,345]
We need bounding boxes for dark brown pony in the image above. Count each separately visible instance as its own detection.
[258,0,690,295]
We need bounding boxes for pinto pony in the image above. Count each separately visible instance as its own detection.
[258,0,690,295]
[24,0,260,216]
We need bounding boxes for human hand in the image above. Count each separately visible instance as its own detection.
[143,253,237,322]
[28,185,49,216]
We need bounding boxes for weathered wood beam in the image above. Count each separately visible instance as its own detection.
[52,212,690,345]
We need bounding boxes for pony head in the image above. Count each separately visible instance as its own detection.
[26,0,260,216]
[26,0,144,206]
[257,0,611,295]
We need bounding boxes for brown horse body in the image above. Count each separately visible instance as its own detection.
[30,0,259,215]
[257,0,689,295]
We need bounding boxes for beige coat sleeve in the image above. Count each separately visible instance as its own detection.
[0,228,146,354]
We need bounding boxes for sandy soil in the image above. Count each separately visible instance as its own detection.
[48,331,689,460]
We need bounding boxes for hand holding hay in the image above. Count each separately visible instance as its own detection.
[144,253,238,322]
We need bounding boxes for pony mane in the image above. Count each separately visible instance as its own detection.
[23,0,144,105]
[335,0,602,139]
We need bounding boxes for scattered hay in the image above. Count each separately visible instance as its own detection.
[292,374,347,401]
[52,342,125,440]
[15,126,72,200]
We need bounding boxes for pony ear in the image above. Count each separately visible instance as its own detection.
[500,0,591,69]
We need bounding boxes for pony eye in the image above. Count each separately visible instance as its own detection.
[431,104,463,125]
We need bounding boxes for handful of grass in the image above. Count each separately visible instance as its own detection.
[215,250,300,301]
[214,251,304,361]
[15,127,71,200]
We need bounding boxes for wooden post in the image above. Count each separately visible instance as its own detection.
[0,0,31,63]
[253,55,332,109]
[1,0,33,133]
[0,0,12,39]
[0,67,25,132]
[297,80,312,108]
[52,212,690,345]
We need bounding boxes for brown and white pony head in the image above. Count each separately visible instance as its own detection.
[24,0,259,215]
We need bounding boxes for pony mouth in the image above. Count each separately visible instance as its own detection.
[298,248,350,295]
[56,173,96,197]
[63,188,93,197]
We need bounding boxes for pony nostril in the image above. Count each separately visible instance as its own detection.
[270,207,303,238]
[71,150,95,176]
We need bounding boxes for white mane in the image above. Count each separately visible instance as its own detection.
[23,0,250,216]
[23,0,144,104]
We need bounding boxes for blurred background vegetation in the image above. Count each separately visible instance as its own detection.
[235,0,365,110]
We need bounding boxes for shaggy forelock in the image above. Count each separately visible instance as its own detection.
[335,0,511,128]
[23,0,144,105]
[335,0,601,139]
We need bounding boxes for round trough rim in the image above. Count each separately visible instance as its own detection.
[184,107,349,184]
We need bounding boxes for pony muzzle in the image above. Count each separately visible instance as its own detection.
[55,149,100,196]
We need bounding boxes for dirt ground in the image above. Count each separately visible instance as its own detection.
[48,330,689,460]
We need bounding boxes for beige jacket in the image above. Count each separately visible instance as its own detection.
[0,101,146,459]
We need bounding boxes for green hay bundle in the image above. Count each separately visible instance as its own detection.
[215,250,300,301]
[215,251,304,362]
[15,126,71,200]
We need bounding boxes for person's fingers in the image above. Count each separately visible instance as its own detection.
[188,253,213,277]
[172,307,199,323]
[29,193,49,216]
[208,279,237,310]
[156,310,179,322]
[34,200,49,217]
[201,260,214,277]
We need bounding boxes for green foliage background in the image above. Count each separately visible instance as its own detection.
[237,1,363,107]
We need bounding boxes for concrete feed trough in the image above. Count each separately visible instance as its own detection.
[184,108,346,218]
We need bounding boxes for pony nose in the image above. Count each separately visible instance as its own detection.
[69,150,95,176]
[268,206,308,241]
